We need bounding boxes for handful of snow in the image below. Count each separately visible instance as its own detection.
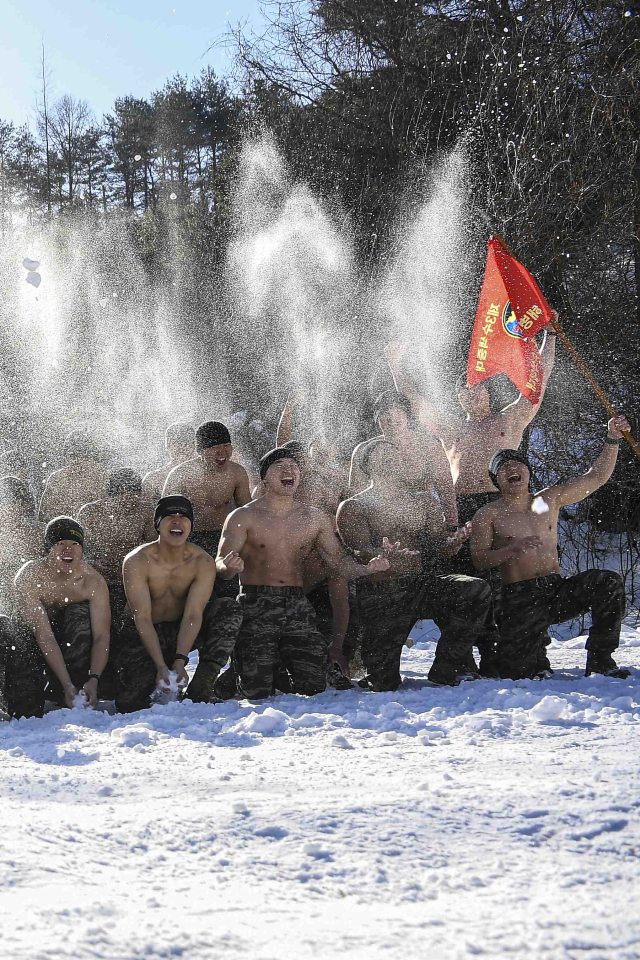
[26,272,41,288]
[151,671,185,705]
[23,257,40,271]
[531,497,550,515]
[73,690,89,709]
[529,695,568,722]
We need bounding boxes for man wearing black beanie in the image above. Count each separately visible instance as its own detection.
[162,420,251,597]
[471,416,631,680]
[0,516,112,718]
[115,495,243,712]
[215,450,390,700]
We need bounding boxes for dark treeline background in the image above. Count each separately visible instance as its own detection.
[0,0,639,543]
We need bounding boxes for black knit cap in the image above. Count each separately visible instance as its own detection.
[259,447,301,480]
[281,439,307,459]
[196,421,231,452]
[489,449,532,490]
[154,495,194,531]
[45,516,84,553]
[107,468,142,496]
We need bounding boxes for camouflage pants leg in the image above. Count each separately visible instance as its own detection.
[115,619,180,714]
[235,589,327,699]
[356,581,415,692]
[499,570,626,680]
[418,575,495,685]
[101,582,128,701]
[46,602,94,705]
[186,598,243,702]
[0,616,46,719]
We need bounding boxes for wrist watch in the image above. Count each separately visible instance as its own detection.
[605,436,622,445]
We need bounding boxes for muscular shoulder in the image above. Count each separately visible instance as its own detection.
[43,467,66,487]
[82,562,109,592]
[78,499,104,522]
[123,541,156,568]
[473,500,502,524]
[336,494,368,528]
[164,457,200,488]
[14,558,43,589]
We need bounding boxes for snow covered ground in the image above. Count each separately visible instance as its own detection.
[2,624,640,960]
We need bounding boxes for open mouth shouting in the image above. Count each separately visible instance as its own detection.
[507,471,522,484]
[280,475,295,488]
[169,525,185,539]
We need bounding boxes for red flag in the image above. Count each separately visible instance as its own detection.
[467,238,553,405]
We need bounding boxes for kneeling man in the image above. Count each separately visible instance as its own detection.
[338,440,495,690]
[215,448,388,699]
[471,416,631,680]
[115,496,242,713]
[1,517,111,717]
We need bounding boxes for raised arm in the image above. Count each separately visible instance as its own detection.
[552,416,629,508]
[15,572,77,708]
[233,466,252,508]
[428,441,458,529]
[276,387,309,446]
[215,508,248,579]
[123,553,168,685]
[38,475,58,523]
[501,314,558,429]
[86,575,111,705]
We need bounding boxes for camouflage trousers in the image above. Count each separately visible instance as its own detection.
[189,530,239,599]
[448,491,503,656]
[115,596,242,713]
[355,574,497,690]
[234,586,327,699]
[0,602,114,719]
[498,570,626,680]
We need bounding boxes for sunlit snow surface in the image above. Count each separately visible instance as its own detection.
[2,626,640,959]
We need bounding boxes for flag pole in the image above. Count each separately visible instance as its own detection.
[492,233,640,461]
[548,313,640,461]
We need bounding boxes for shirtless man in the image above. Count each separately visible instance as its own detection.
[215,447,389,699]
[349,389,458,530]
[0,476,43,606]
[470,416,631,680]
[0,516,111,718]
[79,468,154,630]
[387,322,556,526]
[337,440,496,689]
[163,421,251,596]
[142,421,195,505]
[115,495,242,713]
[39,432,109,522]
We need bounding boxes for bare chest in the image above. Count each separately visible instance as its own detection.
[494,508,558,544]
[147,562,197,601]
[246,514,317,558]
[185,472,236,508]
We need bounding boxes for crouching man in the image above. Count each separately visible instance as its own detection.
[115,496,242,713]
[215,448,389,700]
[471,416,631,680]
[0,516,111,718]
